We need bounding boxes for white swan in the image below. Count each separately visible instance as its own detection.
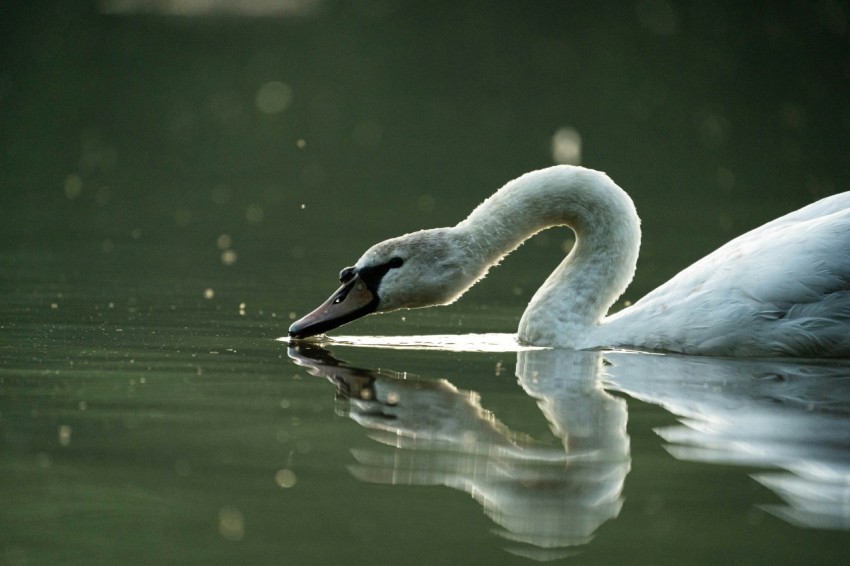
[289,166,850,357]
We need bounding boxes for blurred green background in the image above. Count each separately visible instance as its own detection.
[2,3,850,564]
[3,0,848,310]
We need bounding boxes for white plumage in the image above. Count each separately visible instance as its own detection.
[595,187,850,356]
[291,166,850,357]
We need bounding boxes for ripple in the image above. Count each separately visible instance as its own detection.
[280,333,545,352]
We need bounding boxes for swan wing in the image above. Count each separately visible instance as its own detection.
[601,193,850,356]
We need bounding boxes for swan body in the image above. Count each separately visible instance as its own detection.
[289,166,850,357]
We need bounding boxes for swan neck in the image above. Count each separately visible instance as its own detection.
[457,166,641,347]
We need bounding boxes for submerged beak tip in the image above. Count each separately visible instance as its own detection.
[287,318,315,339]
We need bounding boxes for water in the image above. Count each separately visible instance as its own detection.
[3,244,849,565]
[3,1,850,564]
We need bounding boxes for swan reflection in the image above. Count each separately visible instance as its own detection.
[288,343,850,554]
[602,352,850,531]
[289,344,629,557]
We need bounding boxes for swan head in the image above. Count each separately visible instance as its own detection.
[289,228,478,338]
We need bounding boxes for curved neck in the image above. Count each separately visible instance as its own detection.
[456,166,641,347]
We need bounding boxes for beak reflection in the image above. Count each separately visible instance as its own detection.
[287,343,630,554]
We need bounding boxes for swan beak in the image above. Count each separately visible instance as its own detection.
[288,275,378,339]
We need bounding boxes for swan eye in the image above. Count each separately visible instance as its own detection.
[388,257,404,268]
[339,266,356,283]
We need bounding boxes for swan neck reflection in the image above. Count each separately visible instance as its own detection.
[288,344,850,551]
[288,344,630,554]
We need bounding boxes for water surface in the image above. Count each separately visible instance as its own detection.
[2,244,849,564]
[3,1,850,564]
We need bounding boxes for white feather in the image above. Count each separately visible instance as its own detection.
[354,166,850,357]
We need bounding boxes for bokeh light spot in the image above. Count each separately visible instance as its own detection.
[64,174,83,200]
[551,127,582,165]
[221,250,238,266]
[255,81,293,115]
[246,205,264,224]
[275,468,297,488]
[58,425,72,446]
[218,507,245,541]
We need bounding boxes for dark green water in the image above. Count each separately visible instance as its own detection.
[2,2,849,564]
